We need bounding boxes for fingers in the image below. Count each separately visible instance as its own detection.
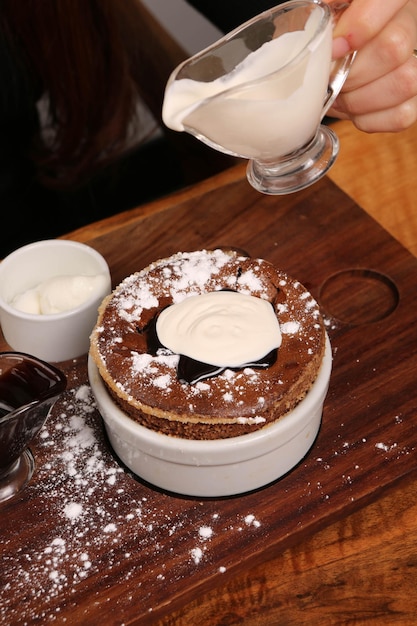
[329,96,417,132]
[329,55,417,131]
[327,0,417,132]
[343,5,417,89]
[332,0,410,51]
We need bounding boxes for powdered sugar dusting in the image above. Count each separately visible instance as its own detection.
[91,250,325,434]
[1,380,264,624]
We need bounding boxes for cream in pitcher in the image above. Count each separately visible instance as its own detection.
[162,6,332,160]
[162,0,355,195]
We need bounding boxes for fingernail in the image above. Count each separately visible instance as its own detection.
[332,37,351,58]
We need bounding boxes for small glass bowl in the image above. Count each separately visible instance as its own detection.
[0,352,67,503]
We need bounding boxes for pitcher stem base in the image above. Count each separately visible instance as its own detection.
[246,125,339,195]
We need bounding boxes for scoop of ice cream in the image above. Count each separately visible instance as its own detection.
[11,287,40,314]
[11,274,108,315]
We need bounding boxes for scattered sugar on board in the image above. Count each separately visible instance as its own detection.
[0,383,262,625]
[299,411,414,509]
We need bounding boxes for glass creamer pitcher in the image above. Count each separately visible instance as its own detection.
[163,0,355,195]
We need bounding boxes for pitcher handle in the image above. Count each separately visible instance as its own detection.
[322,0,356,117]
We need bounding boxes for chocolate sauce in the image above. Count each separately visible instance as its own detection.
[177,348,277,385]
[142,304,278,385]
[142,316,163,358]
[0,355,67,471]
[0,359,65,417]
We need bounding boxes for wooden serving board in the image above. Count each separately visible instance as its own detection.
[1,169,417,625]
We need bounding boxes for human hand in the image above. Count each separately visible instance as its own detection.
[327,0,417,132]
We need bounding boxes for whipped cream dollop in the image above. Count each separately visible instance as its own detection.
[156,291,282,368]
[11,274,108,315]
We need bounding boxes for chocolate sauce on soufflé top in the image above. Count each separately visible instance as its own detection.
[89,250,326,440]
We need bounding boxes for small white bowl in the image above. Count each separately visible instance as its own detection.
[0,240,111,362]
[88,335,332,497]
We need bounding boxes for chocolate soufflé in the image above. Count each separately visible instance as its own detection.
[89,249,326,440]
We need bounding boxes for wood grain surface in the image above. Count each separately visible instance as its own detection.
[1,122,417,626]
[328,119,417,258]
[160,121,417,626]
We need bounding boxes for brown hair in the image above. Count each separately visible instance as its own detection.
[1,0,162,188]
